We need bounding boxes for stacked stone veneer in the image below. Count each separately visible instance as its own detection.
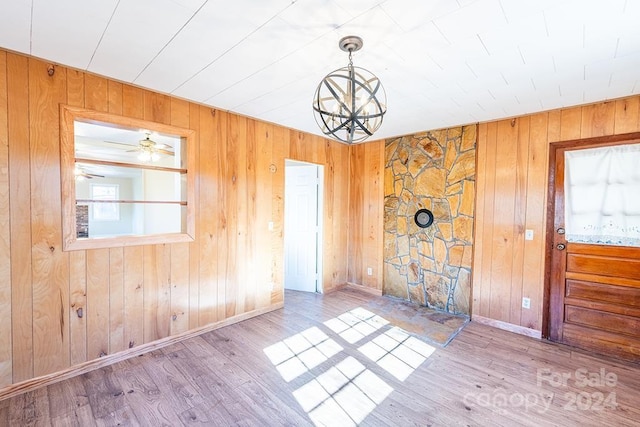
[383,125,476,315]
[76,205,89,238]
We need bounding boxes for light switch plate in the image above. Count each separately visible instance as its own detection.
[525,229,534,240]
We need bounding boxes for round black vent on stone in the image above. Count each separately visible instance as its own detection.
[414,209,434,228]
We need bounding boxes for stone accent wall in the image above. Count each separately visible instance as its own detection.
[383,125,476,315]
[76,204,89,238]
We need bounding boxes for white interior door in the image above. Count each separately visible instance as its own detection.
[284,161,320,292]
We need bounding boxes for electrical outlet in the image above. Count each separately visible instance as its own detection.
[522,297,531,309]
[268,282,274,291]
[525,229,534,240]
[268,221,274,231]
[367,267,373,276]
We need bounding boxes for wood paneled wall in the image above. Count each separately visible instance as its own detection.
[347,140,385,291]
[473,97,640,332]
[0,50,350,391]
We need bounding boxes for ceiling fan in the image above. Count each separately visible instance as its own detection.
[100,132,175,162]
[127,133,174,162]
[74,166,104,180]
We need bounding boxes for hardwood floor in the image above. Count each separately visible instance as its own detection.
[1,287,639,426]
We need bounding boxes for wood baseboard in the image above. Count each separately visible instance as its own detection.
[322,282,348,294]
[346,282,383,296]
[0,303,284,401]
[472,314,542,339]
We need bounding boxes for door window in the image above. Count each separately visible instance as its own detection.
[564,143,640,247]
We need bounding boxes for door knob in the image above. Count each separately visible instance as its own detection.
[556,243,566,250]
[557,227,565,235]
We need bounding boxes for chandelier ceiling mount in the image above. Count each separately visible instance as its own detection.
[338,35,363,53]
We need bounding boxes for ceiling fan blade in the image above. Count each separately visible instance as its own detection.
[153,142,172,150]
[156,148,175,156]
[104,140,138,148]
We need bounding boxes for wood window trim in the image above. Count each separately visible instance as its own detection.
[60,105,197,251]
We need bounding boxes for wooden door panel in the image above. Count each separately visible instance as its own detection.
[565,297,640,318]
[566,280,640,307]
[565,305,640,335]
[567,252,640,280]
[566,271,640,289]
[570,243,640,257]
[562,323,640,361]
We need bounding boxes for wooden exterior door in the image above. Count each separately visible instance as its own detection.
[547,134,640,362]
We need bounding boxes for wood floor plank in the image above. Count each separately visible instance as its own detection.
[8,386,50,426]
[94,404,139,427]
[232,379,311,426]
[0,397,8,425]
[180,399,262,427]
[47,376,90,421]
[80,365,126,420]
[111,357,184,426]
[138,349,204,416]
[1,288,639,426]
[182,336,253,389]
[48,404,96,427]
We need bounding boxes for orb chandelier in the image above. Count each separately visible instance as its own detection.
[312,36,387,144]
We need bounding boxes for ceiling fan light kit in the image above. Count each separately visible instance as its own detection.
[137,148,161,162]
[132,133,170,162]
[312,35,387,144]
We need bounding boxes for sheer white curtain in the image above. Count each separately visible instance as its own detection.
[565,143,640,247]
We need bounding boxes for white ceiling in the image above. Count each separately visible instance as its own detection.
[1,0,638,142]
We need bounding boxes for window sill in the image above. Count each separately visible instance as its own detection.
[63,232,195,251]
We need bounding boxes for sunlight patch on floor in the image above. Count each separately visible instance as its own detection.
[263,326,343,382]
[293,356,393,426]
[323,307,389,344]
[264,306,436,425]
[359,326,436,381]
